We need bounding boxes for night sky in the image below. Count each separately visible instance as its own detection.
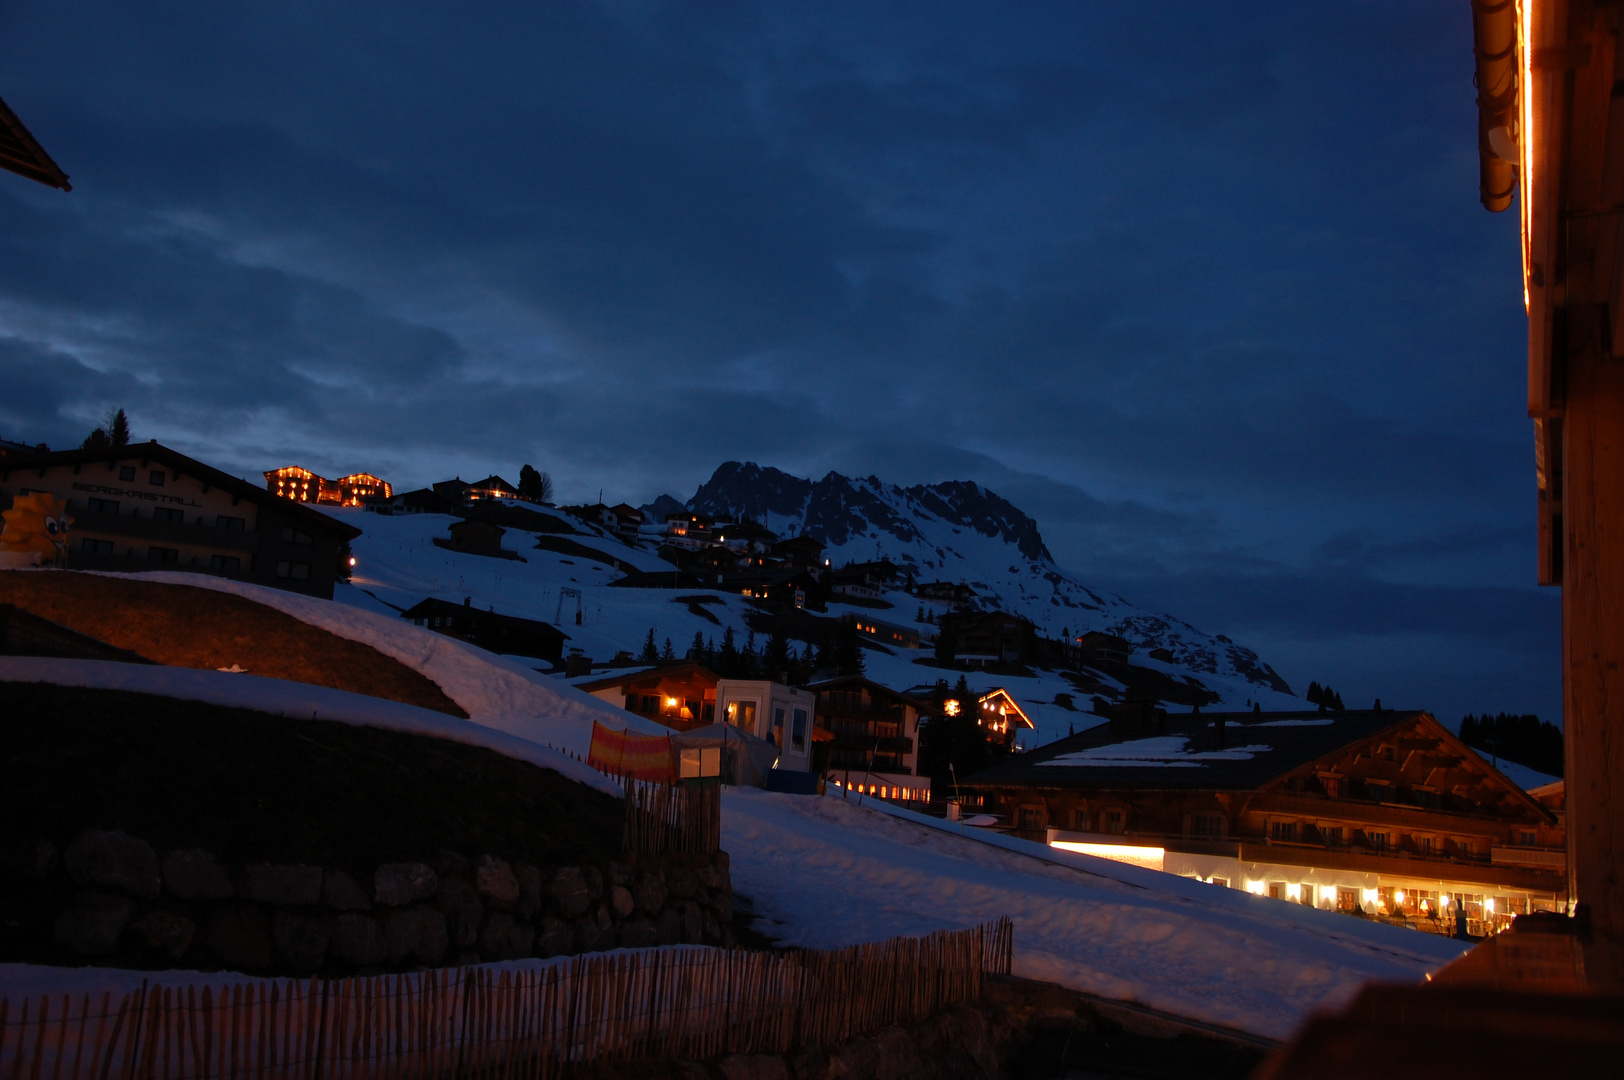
[0,2,1556,727]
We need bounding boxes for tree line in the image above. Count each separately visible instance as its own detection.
[1459,712,1563,777]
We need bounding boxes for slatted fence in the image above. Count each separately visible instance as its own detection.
[0,918,1012,1080]
[620,778,720,856]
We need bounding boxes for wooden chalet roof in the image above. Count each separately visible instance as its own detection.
[966,708,1550,818]
[577,662,719,693]
[0,96,71,191]
[806,674,930,708]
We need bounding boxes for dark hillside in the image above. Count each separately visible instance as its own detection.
[0,683,621,873]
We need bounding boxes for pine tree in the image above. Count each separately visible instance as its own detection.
[662,637,676,661]
[815,632,834,675]
[106,409,130,447]
[764,630,790,680]
[835,618,865,676]
[689,631,705,661]
[517,465,554,504]
[81,427,110,450]
[640,628,659,662]
[718,628,737,676]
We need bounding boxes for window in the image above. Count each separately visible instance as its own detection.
[1190,812,1225,838]
[148,547,179,562]
[280,526,312,545]
[153,507,184,523]
[217,515,246,531]
[80,538,114,555]
[1519,830,1538,846]
[118,466,135,481]
[210,554,241,571]
[726,700,756,733]
[1102,808,1124,834]
[792,708,807,750]
[1320,776,1341,798]
[276,560,310,580]
[149,471,165,486]
[1367,831,1390,851]
[1070,808,1090,831]
[1416,836,1434,854]
[1324,825,1345,848]
[87,498,119,514]
[1270,821,1299,844]
[1268,882,1286,900]
[1018,806,1044,831]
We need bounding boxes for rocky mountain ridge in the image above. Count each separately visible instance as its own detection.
[650,462,1292,696]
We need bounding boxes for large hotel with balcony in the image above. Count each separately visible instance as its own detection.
[966,706,1564,937]
[1,442,360,599]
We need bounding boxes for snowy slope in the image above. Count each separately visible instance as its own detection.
[722,787,1466,1039]
[245,481,1308,750]
[110,570,668,756]
[1488,758,1562,792]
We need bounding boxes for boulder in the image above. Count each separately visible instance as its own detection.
[702,914,723,945]
[656,907,682,946]
[332,914,388,967]
[548,867,591,918]
[679,901,703,944]
[538,916,574,957]
[374,862,437,906]
[241,864,322,906]
[435,877,484,948]
[161,849,233,900]
[666,866,700,899]
[606,861,634,887]
[617,916,657,949]
[515,864,543,920]
[474,856,521,910]
[695,863,723,890]
[609,885,635,920]
[202,906,273,969]
[433,849,469,877]
[54,892,132,955]
[574,917,610,953]
[477,913,535,961]
[384,906,447,966]
[322,870,371,911]
[64,831,160,899]
[582,865,604,900]
[716,1055,789,1080]
[132,911,195,959]
[633,872,667,916]
[272,912,330,972]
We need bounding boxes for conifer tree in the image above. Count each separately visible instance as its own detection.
[662,637,676,661]
[689,631,706,662]
[106,408,130,447]
[640,628,659,662]
[835,618,865,676]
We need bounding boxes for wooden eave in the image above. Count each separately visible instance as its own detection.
[0,96,71,191]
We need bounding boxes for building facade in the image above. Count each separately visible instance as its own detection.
[967,708,1566,936]
[5,443,360,599]
[400,596,568,663]
[810,675,931,802]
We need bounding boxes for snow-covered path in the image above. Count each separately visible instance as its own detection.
[722,788,1467,1039]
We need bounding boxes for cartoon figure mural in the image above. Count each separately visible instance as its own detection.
[0,492,73,568]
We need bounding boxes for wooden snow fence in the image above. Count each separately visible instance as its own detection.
[0,917,1013,1080]
[553,742,721,856]
[620,777,720,856]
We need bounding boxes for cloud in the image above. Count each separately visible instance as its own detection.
[0,1,1553,720]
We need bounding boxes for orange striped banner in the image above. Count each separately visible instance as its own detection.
[587,722,676,781]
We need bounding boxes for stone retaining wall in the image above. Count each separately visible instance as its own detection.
[2,830,732,975]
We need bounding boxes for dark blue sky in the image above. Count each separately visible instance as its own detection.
[0,1,1556,726]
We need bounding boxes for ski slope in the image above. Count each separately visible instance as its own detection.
[722,787,1467,1040]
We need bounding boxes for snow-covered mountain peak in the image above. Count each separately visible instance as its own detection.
[683,462,1292,696]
